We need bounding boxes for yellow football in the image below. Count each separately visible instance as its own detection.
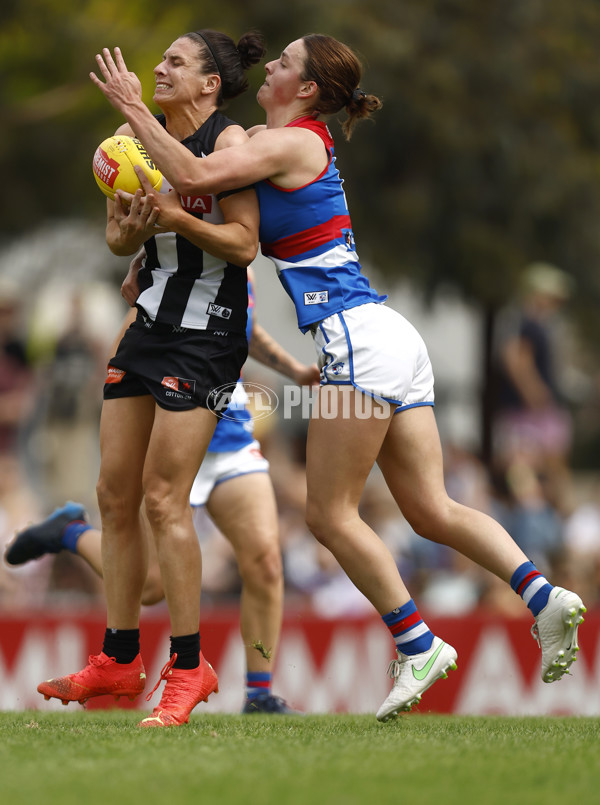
[92,135,164,200]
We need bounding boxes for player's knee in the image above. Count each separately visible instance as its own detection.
[143,482,180,531]
[402,497,455,543]
[240,543,283,590]
[305,502,334,547]
[96,475,132,524]
[260,546,283,588]
[95,474,111,512]
[306,491,352,545]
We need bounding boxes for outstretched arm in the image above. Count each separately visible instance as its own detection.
[249,323,320,386]
[90,48,299,196]
[89,49,182,178]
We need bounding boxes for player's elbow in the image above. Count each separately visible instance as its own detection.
[228,227,258,267]
[173,170,213,197]
[238,235,259,267]
[107,240,138,257]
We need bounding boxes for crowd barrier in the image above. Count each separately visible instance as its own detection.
[1,608,598,715]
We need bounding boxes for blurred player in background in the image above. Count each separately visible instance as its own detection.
[6,264,319,713]
[91,33,587,721]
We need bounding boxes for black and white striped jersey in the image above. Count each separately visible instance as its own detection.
[136,111,248,334]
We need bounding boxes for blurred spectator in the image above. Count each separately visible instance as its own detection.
[25,285,117,514]
[0,278,34,459]
[492,262,575,513]
[35,290,105,509]
[0,279,122,607]
[0,278,51,606]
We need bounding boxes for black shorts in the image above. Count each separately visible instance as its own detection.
[103,317,248,412]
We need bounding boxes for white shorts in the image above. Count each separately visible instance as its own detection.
[313,302,435,410]
[189,439,270,508]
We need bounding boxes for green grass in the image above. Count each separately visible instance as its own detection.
[2,712,599,805]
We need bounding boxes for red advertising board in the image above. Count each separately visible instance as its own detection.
[0,608,597,715]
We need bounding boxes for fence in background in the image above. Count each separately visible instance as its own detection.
[1,609,598,715]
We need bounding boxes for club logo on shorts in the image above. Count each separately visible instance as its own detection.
[105,365,126,384]
[304,290,328,305]
[207,302,232,320]
[161,376,196,399]
[330,362,345,376]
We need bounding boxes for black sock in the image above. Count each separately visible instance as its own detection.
[170,632,200,669]
[102,628,140,664]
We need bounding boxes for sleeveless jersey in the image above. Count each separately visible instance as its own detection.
[207,281,255,452]
[255,116,386,333]
[136,111,248,334]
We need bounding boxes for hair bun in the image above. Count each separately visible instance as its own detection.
[237,31,266,70]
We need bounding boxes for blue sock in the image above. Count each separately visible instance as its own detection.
[61,521,92,554]
[510,561,553,617]
[246,672,271,700]
[382,600,434,656]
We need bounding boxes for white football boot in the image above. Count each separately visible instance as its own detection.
[376,636,458,722]
[531,587,586,682]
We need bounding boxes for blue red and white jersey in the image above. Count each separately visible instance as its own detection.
[255,116,386,332]
[207,282,255,452]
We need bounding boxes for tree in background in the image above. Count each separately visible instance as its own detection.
[2,0,600,463]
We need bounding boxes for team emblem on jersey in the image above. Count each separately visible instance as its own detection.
[343,229,356,250]
[304,290,328,305]
[207,302,232,320]
[161,376,196,399]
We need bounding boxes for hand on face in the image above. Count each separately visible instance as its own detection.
[90,47,142,111]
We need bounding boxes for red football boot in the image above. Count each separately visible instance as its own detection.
[38,652,146,705]
[138,652,218,727]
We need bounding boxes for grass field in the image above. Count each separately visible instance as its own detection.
[2,711,599,805]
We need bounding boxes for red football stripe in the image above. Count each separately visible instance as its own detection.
[390,611,422,635]
[261,214,351,260]
[247,680,270,689]
[517,571,540,596]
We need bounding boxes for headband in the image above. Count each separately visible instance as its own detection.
[195,31,224,77]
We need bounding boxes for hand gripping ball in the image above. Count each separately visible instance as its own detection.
[92,135,164,200]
